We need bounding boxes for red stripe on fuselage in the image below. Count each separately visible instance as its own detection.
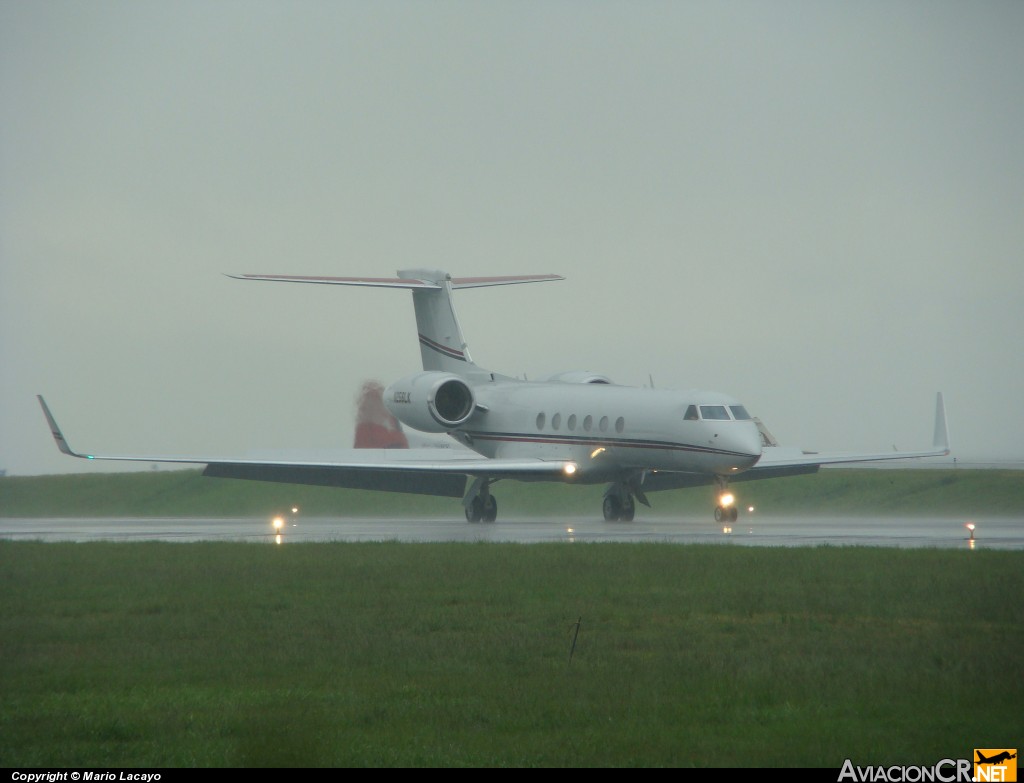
[467,431,748,457]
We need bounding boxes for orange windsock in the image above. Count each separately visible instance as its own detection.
[353,380,409,449]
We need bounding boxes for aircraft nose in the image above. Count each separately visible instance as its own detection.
[734,423,763,464]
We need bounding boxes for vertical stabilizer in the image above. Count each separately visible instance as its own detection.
[398,269,479,376]
[397,269,565,378]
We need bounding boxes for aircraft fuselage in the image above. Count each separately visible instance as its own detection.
[394,377,764,483]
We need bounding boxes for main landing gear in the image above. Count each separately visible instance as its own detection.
[464,478,497,523]
[602,480,649,522]
[602,492,635,522]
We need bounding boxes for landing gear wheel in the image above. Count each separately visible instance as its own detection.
[620,494,635,522]
[603,493,635,522]
[465,497,484,523]
[714,505,738,523]
[603,495,622,521]
[483,495,498,523]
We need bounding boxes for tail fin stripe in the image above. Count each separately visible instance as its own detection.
[419,334,466,361]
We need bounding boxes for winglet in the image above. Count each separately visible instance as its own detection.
[933,392,950,453]
[37,395,86,458]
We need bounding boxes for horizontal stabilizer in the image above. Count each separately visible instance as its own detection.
[226,272,564,290]
[449,274,564,289]
[226,274,443,289]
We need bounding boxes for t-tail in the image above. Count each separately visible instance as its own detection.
[402,268,479,376]
[227,269,563,379]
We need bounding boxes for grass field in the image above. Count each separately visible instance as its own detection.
[2,541,1022,768]
[1,470,1021,768]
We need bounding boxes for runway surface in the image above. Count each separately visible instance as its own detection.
[2,514,1022,549]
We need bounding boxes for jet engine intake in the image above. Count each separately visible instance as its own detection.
[384,371,476,433]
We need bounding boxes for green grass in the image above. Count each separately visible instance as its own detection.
[2,469,1021,767]
[1,541,1021,767]
[2,467,1023,517]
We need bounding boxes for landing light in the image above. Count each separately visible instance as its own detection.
[272,516,285,533]
[719,492,735,508]
[563,462,578,476]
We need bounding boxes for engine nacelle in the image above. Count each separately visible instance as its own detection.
[542,370,613,384]
[384,371,476,433]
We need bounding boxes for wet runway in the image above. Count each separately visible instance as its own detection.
[2,514,1021,550]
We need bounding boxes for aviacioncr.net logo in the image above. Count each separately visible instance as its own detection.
[838,758,972,782]
[974,749,1017,782]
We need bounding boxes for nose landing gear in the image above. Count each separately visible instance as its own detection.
[714,503,738,523]
[714,478,739,522]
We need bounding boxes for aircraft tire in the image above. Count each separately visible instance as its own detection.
[714,506,724,522]
[603,495,621,521]
[621,495,635,522]
[483,495,497,523]
[730,506,738,523]
[465,497,484,523]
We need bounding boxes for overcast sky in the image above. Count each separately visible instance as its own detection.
[2,1,1022,477]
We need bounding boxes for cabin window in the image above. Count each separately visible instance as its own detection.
[583,415,593,431]
[615,416,624,433]
[699,405,730,420]
[568,414,577,431]
[536,412,545,430]
[729,405,752,420]
[684,405,699,421]
[599,415,609,432]
[552,413,561,430]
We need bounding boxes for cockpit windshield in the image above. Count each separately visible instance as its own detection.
[686,403,753,421]
[699,405,730,420]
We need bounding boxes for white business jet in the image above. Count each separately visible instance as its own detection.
[39,269,949,523]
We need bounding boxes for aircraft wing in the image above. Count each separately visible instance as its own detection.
[37,396,573,499]
[747,391,950,477]
[702,391,952,486]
